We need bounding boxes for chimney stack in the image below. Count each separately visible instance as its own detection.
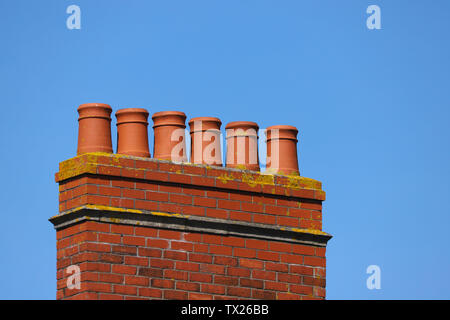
[51,103,331,300]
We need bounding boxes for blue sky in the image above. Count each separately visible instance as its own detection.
[0,0,449,299]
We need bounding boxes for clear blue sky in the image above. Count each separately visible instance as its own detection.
[0,0,448,299]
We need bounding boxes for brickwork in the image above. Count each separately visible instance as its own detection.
[51,152,331,300]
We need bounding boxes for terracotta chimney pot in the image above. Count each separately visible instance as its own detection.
[77,103,113,155]
[225,121,260,171]
[265,125,299,176]
[188,117,223,166]
[115,108,150,158]
[152,111,187,162]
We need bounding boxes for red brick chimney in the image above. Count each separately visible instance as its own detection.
[51,104,331,300]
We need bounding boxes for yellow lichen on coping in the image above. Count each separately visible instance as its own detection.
[280,227,329,236]
[286,175,322,190]
[57,157,98,181]
[217,173,235,184]
[150,211,185,218]
[241,172,274,188]
[84,204,143,214]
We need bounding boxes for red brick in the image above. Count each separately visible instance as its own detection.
[170,194,192,205]
[257,251,279,261]
[168,173,191,184]
[241,202,263,213]
[253,214,276,225]
[134,227,158,237]
[112,180,134,188]
[123,236,145,246]
[112,265,137,275]
[292,244,315,256]
[146,239,169,249]
[252,290,276,300]
[206,191,229,199]
[98,234,121,244]
[300,202,322,210]
[201,284,226,295]
[210,245,232,256]
[290,265,314,276]
[184,233,202,242]
[98,253,123,264]
[122,168,145,179]
[110,224,134,235]
[124,256,148,266]
[304,256,326,267]
[193,197,216,208]
[164,290,187,300]
[159,185,182,194]
[202,234,222,245]
[205,208,228,219]
[278,273,302,284]
[182,188,205,196]
[214,256,238,267]
[227,287,251,298]
[245,239,268,250]
[239,258,263,269]
[189,253,213,264]
[171,241,193,251]
[227,267,251,277]
[222,236,245,247]
[164,250,188,261]
[229,211,252,222]
[265,281,288,292]
[98,294,123,300]
[114,285,137,296]
[290,284,314,295]
[146,191,169,202]
[276,292,302,300]
[269,241,292,253]
[112,245,137,255]
[176,261,200,272]
[189,292,213,300]
[193,243,209,253]
[190,273,212,283]
[164,270,188,281]
[150,258,174,269]
[125,276,149,286]
[278,216,299,227]
[176,281,200,292]
[183,165,206,175]
[159,229,182,240]
[139,287,162,298]
[182,205,205,216]
[240,278,263,289]
[214,276,239,286]
[98,186,121,197]
[218,200,240,210]
[85,282,112,293]
[281,254,303,265]
[191,176,215,187]
[252,270,276,281]
[159,203,183,214]
[152,279,174,289]
[138,267,163,278]
[265,205,288,216]
[200,264,226,275]
[135,200,158,211]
